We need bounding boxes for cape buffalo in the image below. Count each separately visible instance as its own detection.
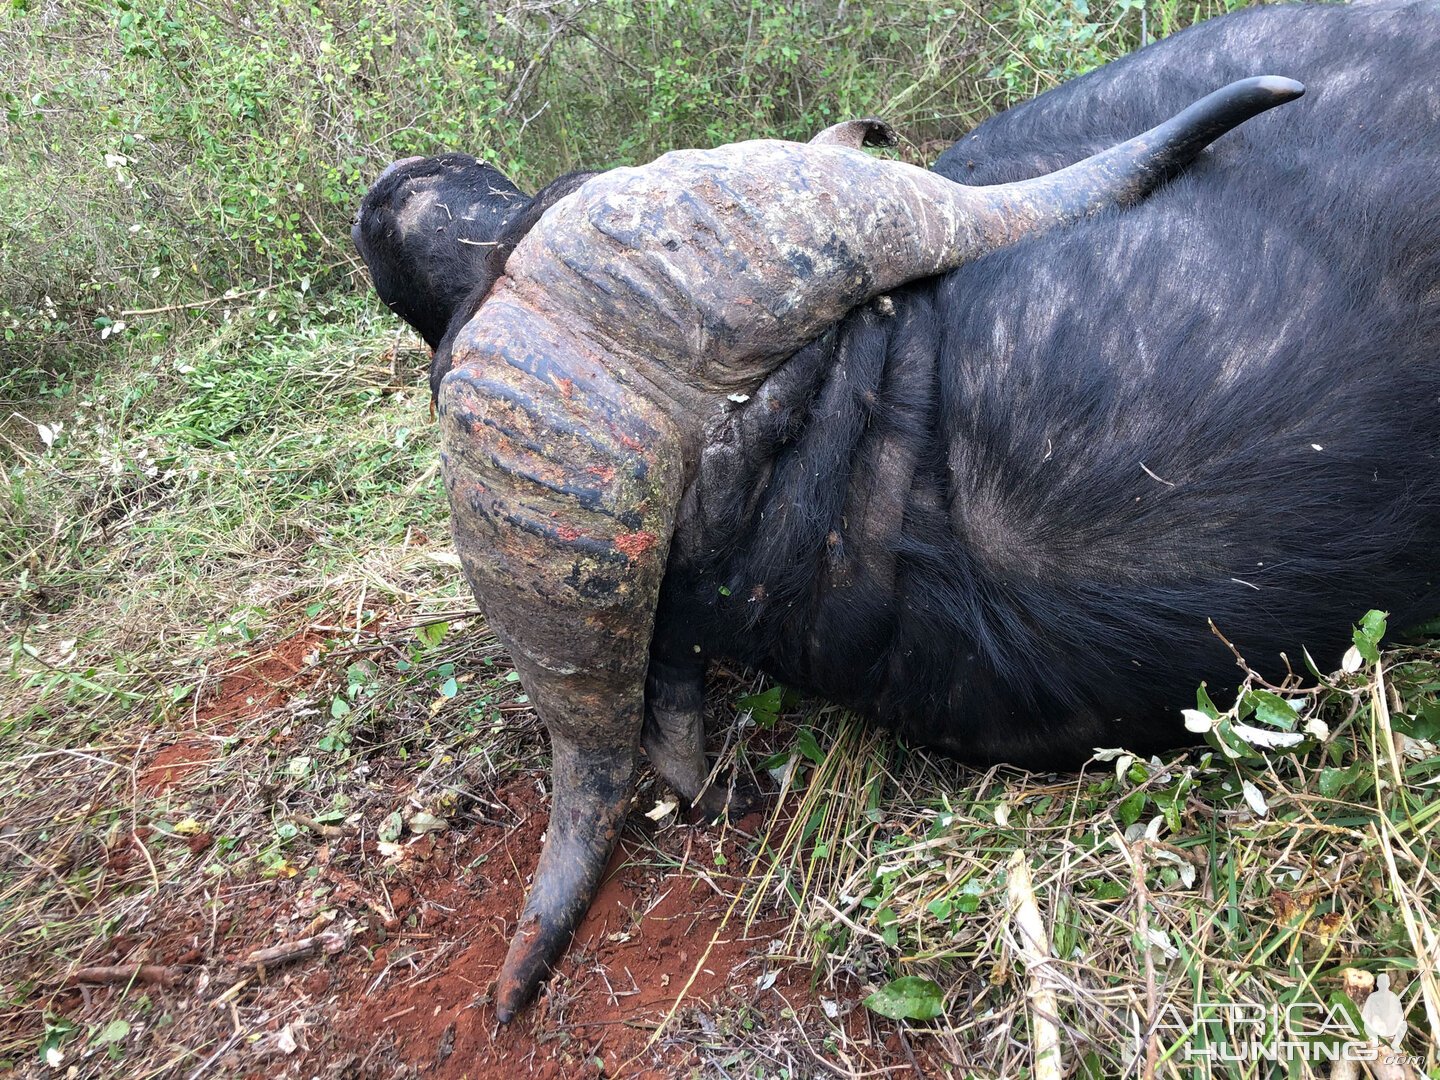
[354,0,1440,1020]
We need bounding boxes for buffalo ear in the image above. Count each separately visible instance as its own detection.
[810,117,899,149]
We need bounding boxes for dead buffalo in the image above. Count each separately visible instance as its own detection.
[354,0,1440,1022]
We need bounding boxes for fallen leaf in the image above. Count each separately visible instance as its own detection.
[1181,709,1215,734]
[406,812,448,835]
[1231,723,1305,750]
[1241,780,1269,817]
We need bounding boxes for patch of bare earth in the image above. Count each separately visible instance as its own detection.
[274,782,938,1078]
[8,630,938,1078]
[139,631,321,798]
[311,783,778,1077]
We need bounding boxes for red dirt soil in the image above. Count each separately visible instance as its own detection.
[138,631,323,795]
[319,778,791,1078]
[53,632,938,1078]
[124,632,812,1075]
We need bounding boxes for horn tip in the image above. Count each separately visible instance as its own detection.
[494,919,548,1022]
[1251,75,1306,102]
[494,971,533,1023]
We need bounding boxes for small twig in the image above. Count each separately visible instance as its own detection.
[571,23,648,77]
[70,964,178,987]
[503,9,581,113]
[895,1025,928,1079]
[132,829,162,894]
[183,1032,244,1080]
[241,929,350,971]
[1207,618,1299,691]
[1208,618,1251,670]
[403,458,441,499]
[213,977,251,1005]
[289,813,355,839]
[516,99,551,137]
[353,580,368,646]
[1115,834,1159,1079]
[13,746,134,767]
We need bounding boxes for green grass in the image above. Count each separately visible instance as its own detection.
[4,299,448,656]
[3,0,1437,1076]
[733,645,1440,1075]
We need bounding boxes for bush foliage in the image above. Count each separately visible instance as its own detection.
[0,0,1243,391]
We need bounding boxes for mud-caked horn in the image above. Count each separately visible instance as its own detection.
[437,75,1305,1022]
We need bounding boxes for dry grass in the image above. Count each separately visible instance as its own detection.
[695,646,1440,1077]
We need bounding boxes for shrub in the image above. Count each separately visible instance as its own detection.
[0,0,1237,395]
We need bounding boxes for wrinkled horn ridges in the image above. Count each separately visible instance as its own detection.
[499,77,1303,393]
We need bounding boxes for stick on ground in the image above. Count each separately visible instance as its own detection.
[70,964,179,987]
[1008,850,1063,1080]
[242,929,349,971]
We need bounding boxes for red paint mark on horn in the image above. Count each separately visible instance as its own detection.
[613,531,658,559]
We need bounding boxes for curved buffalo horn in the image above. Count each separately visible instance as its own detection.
[500,76,1304,392]
[441,75,1304,1022]
[494,736,635,1019]
[944,75,1305,250]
